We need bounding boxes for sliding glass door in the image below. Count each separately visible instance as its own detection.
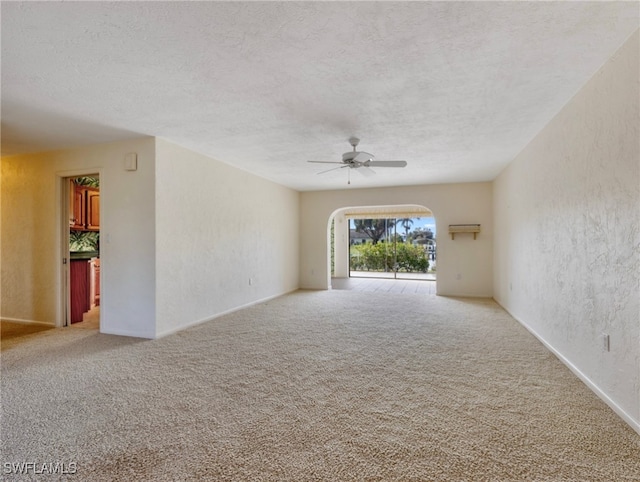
[348,217,436,280]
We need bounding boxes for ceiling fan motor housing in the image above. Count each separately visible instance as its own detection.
[343,150,374,165]
[342,151,357,163]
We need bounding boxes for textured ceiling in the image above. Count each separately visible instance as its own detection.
[2,2,638,191]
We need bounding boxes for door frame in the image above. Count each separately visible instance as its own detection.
[56,168,102,328]
[329,205,436,285]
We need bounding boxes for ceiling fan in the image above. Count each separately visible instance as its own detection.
[308,137,407,183]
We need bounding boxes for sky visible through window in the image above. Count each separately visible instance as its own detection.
[349,217,436,236]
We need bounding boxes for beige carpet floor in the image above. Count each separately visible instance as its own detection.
[1,290,638,481]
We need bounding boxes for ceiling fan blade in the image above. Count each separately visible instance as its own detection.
[366,160,407,168]
[353,151,375,162]
[317,165,348,175]
[307,160,343,164]
[355,166,376,177]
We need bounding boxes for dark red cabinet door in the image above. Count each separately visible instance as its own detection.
[70,260,90,323]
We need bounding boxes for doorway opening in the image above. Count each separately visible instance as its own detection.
[62,174,101,330]
[330,205,437,285]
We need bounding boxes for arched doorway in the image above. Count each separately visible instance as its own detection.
[329,204,436,285]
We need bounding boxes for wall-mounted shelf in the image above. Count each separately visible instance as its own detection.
[449,224,481,240]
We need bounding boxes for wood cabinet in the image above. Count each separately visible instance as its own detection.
[70,183,86,230]
[71,257,100,323]
[91,258,100,308]
[70,259,90,323]
[85,187,100,231]
[70,181,100,231]
[95,261,100,306]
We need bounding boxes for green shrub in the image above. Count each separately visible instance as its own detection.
[396,243,429,272]
[350,242,429,272]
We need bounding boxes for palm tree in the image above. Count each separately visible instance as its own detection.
[399,218,414,242]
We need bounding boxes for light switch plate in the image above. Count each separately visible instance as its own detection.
[125,152,137,171]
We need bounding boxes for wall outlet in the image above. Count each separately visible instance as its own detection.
[603,333,610,352]
[456,273,462,280]
[249,278,253,286]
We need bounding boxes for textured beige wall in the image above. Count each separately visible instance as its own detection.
[300,182,493,297]
[1,138,157,338]
[493,30,639,431]
[2,156,57,323]
[154,139,300,337]
[1,137,299,339]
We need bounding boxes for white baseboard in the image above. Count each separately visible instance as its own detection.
[494,299,640,436]
[154,289,298,339]
[99,327,155,339]
[436,289,493,298]
[1,317,55,327]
